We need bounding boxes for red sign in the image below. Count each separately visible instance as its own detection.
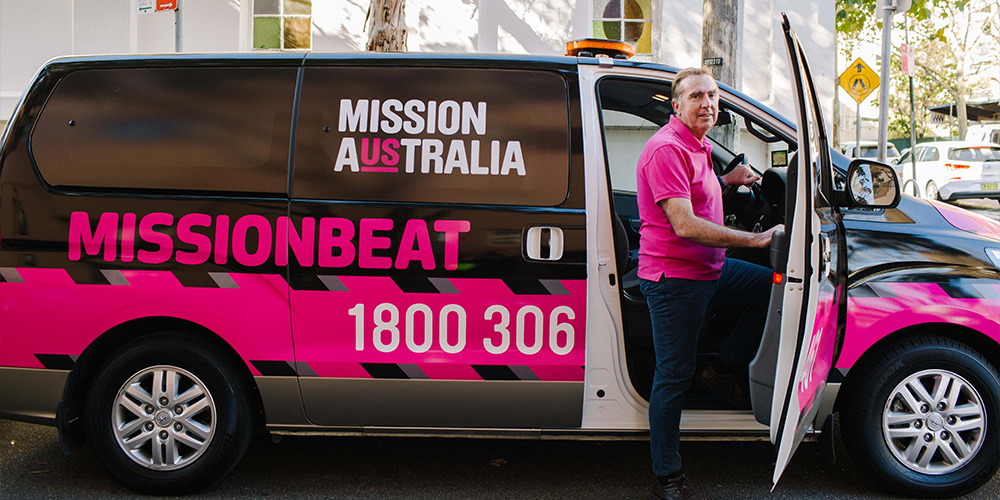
[157,0,177,12]
[901,43,914,77]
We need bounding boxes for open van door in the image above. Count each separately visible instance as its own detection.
[769,15,845,487]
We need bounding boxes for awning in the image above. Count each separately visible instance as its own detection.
[929,100,1000,122]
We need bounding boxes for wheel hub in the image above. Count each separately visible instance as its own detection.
[154,409,173,427]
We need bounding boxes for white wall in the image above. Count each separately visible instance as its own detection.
[0,0,240,120]
[1,0,834,131]
[0,0,73,119]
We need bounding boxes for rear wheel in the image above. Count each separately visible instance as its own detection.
[924,181,940,201]
[842,335,1000,497]
[85,332,254,494]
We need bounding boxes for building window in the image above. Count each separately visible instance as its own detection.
[592,0,653,60]
[253,0,312,50]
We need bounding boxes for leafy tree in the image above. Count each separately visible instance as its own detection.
[836,0,996,140]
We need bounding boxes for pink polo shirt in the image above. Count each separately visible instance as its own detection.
[636,116,724,281]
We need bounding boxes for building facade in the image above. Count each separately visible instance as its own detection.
[1,0,835,131]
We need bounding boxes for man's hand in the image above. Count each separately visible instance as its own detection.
[720,163,760,188]
[755,224,784,248]
[663,198,777,249]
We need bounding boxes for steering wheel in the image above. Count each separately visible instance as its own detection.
[721,153,751,206]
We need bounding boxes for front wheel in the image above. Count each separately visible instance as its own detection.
[85,332,254,494]
[842,335,1000,497]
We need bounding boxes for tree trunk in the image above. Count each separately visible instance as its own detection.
[366,0,407,52]
[702,0,740,152]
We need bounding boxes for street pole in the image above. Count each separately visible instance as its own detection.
[857,101,861,158]
[906,15,919,196]
[877,0,893,163]
[175,5,182,53]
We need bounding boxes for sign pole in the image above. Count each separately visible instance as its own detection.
[856,101,861,158]
[876,0,893,163]
[175,4,182,52]
[906,15,919,197]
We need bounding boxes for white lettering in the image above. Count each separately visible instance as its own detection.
[462,101,487,135]
[403,99,426,134]
[334,137,360,172]
[500,141,526,176]
[381,99,403,134]
[423,139,444,174]
[438,100,461,136]
[339,99,368,133]
[443,140,469,175]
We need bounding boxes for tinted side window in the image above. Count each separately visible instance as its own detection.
[293,66,570,206]
[31,67,297,194]
[926,147,940,161]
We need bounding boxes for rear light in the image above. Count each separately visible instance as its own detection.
[773,272,784,285]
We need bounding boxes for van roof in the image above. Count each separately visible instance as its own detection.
[35,51,794,137]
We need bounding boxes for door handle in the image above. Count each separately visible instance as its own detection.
[525,226,564,261]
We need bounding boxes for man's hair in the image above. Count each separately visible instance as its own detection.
[671,67,715,101]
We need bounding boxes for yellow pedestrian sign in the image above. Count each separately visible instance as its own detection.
[840,58,879,104]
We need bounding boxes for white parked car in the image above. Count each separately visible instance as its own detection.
[897,140,1000,200]
[839,141,900,160]
[840,141,901,179]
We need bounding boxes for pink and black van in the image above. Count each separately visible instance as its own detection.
[1,18,997,497]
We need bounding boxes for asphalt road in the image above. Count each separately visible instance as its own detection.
[3,418,998,499]
[952,197,1000,221]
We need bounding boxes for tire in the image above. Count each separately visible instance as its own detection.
[925,181,940,201]
[84,332,254,494]
[841,335,1000,498]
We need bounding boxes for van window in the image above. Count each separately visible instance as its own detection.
[30,67,298,194]
[292,66,571,206]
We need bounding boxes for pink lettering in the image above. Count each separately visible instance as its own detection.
[360,218,393,269]
[138,213,174,264]
[214,215,230,265]
[318,217,355,268]
[394,219,435,270]
[175,213,212,265]
[121,213,137,262]
[434,220,471,271]
[277,217,315,267]
[68,211,118,262]
[382,138,400,166]
[361,138,381,166]
[232,215,272,267]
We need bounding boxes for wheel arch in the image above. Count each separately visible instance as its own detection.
[836,322,1000,412]
[56,316,266,454]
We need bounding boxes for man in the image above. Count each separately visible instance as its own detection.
[636,67,782,500]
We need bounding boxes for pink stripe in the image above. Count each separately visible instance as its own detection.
[529,364,585,382]
[837,296,1000,370]
[418,363,481,380]
[292,277,587,381]
[929,199,1000,238]
[304,362,371,379]
[360,167,399,173]
[0,269,293,370]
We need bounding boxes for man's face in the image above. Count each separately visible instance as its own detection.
[672,74,719,140]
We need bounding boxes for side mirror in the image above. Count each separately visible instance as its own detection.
[846,160,901,209]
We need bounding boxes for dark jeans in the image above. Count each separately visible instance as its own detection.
[639,258,771,477]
